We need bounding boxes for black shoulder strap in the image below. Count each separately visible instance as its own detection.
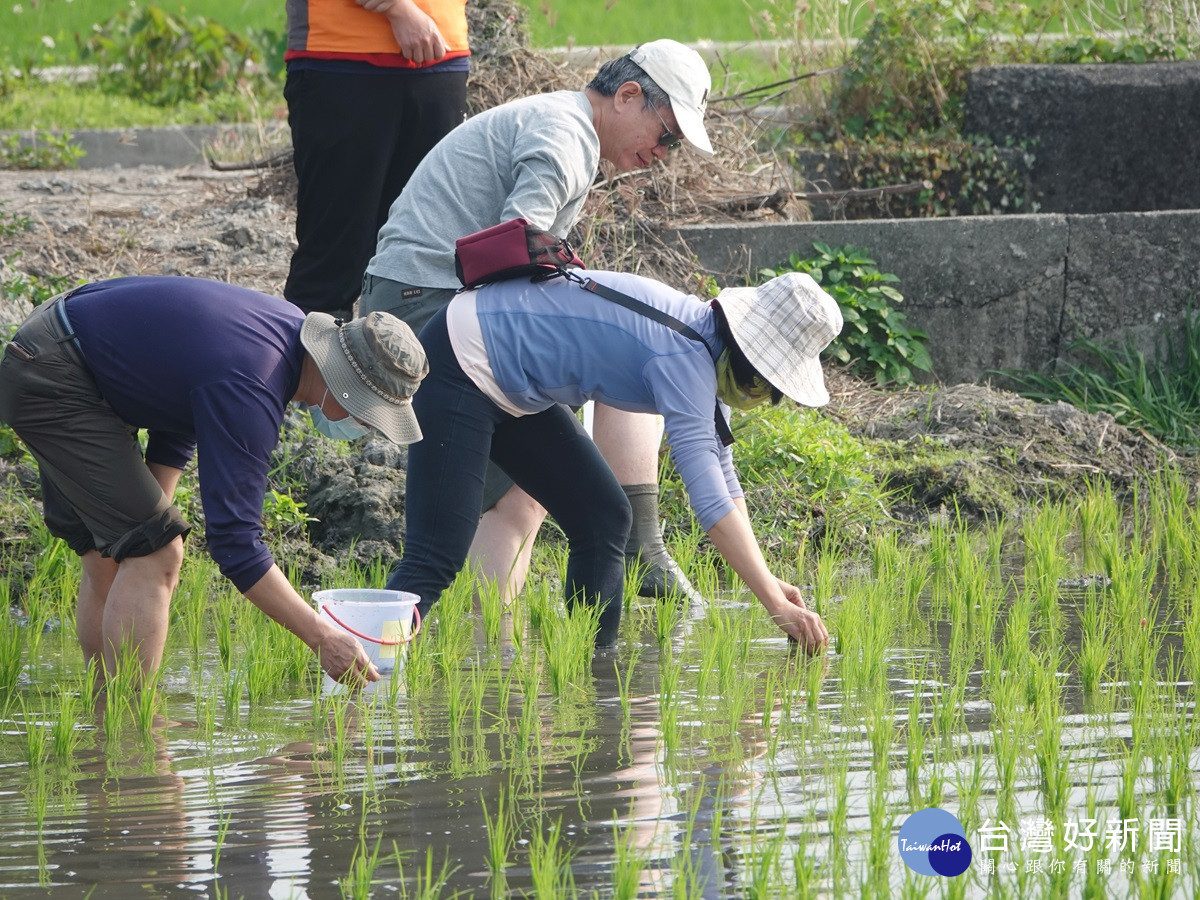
[579,277,716,356]
[572,274,734,447]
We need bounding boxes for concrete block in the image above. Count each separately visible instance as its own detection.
[1063,209,1200,355]
[965,62,1200,213]
[673,216,1068,384]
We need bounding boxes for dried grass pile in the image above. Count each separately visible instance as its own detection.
[468,0,809,288]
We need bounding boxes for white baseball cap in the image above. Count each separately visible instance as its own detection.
[627,39,714,156]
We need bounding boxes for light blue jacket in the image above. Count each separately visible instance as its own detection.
[465,270,743,530]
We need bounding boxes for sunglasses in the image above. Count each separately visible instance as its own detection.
[649,104,682,151]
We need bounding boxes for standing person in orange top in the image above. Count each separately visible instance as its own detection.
[283,0,469,319]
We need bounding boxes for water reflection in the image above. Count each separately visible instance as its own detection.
[0,573,1198,896]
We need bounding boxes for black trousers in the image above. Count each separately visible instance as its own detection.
[385,309,632,645]
[283,65,468,316]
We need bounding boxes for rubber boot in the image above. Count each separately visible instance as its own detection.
[621,483,703,603]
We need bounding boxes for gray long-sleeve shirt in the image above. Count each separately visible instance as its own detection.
[367,91,600,289]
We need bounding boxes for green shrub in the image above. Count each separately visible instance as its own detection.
[0,201,32,236]
[0,130,85,170]
[1,253,80,306]
[81,5,258,106]
[760,243,931,386]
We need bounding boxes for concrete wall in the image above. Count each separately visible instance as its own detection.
[965,62,1200,214]
[671,209,1200,385]
[1,124,286,169]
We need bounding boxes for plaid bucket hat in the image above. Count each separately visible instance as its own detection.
[300,311,428,444]
[714,272,843,407]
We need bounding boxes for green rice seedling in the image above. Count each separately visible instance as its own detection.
[1022,502,1071,641]
[427,574,477,678]
[466,659,489,731]
[389,844,461,900]
[741,824,784,899]
[653,593,688,651]
[828,755,850,894]
[610,807,649,900]
[866,695,895,773]
[445,664,465,737]
[791,830,822,898]
[48,687,83,761]
[340,832,388,900]
[658,652,683,756]
[195,689,217,748]
[674,522,722,601]
[760,668,784,758]
[323,693,355,776]
[1078,478,1122,571]
[990,722,1025,824]
[221,665,245,728]
[899,546,933,631]
[212,808,232,872]
[811,532,842,613]
[931,672,967,742]
[669,790,711,900]
[1163,685,1197,816]
[403,616,437,699]
[905,690,927,806]
[542,599,600,697]
[20,699,48,770]
[173,555,215,659]
[23,537,75,635]
[952,743,985,837]
[1076,584,1114,695]
[926,513,954,616]
[833,576,896,696]
[527,814,577,897]
[213,603,235,672]
[1031,673,1069,819]
[514,677,543,766]
[481,789,512,898]
[804,653,825,715]
[131,664,163,735]
[865,771,893,897]
[0,602,25,702]
[478,577,506,648]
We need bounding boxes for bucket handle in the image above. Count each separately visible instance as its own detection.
[321,604,422,645]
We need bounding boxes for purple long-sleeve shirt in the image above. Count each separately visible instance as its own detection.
[65,276,304,591]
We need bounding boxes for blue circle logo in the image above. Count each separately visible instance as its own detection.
[898,808,972,877]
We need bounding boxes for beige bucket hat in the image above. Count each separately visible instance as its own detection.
[300,311,428,444]
[714,272,843,407]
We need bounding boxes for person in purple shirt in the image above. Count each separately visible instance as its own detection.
[0,276,427,685]
[387,269,842,651]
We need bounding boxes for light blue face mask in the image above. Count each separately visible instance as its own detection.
[311,390,372,441]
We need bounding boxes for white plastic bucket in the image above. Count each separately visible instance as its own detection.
[313,588,421,675]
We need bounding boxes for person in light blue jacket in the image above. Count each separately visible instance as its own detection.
[385,269,842,650]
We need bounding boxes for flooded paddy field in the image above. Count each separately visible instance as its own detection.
[2,474,1200,898]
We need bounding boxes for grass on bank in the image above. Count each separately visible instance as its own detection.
[0,0,1155,66]
[1007,307,1200,451]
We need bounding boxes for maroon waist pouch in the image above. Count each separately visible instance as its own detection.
[454,217,584,290]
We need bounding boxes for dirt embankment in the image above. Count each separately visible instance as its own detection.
[0,165,1191,581]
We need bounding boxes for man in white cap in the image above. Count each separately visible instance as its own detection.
[0,275,427,685]
[361,38,715,608]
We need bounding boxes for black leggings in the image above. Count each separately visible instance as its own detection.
[385,308,631,643]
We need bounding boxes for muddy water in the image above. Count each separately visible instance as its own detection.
[1,592,1197,898]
